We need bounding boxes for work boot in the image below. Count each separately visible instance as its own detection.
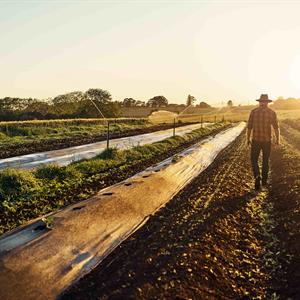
[255,176,261,190]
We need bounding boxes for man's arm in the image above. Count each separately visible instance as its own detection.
[274,128,280,144]
[247,128,252,145]
[272,112,280,144]
[247,111,253,145]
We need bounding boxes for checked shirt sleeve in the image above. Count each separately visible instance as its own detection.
[247,110,254,129]
[271,111,279,130]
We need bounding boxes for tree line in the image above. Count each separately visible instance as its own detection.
[272,97,300,110]
[0,89,212,121]
[0,89,121,121]
[123,94,211,108]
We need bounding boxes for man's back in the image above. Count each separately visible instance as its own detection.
[248,106,278,142]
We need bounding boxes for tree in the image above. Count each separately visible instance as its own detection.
[227,100,233,107]
[22,101,53,119]
[0,88,121,121]
[198,101,211,108]
[52,91,84,116]
[147,96,168,108]
[0,97,38,120]
[123,98,137,107]
[186,94,196,106]
[0,97,35,112]
[85,88,112,104]
[52,91,84,104]
[76,88,120,118]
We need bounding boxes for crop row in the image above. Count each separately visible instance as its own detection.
[269,137,300,297]
[0,122,196,159]
[281,118,300,132]
[0,122,230,235]
[0,119,148,140]
[0,122,147,139]
[0,118,149,145]
[0,117,147,128]
[280,120,300,151]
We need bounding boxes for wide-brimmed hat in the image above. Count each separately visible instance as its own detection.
[256,94,272,102]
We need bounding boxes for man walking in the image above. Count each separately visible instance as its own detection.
[247,94,280,190]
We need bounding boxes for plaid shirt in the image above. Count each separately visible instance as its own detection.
[247,106,279,142]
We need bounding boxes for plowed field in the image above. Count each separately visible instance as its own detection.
[62,124,300,299]
[1,120,299,299]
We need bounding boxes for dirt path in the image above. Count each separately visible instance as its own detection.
[269,136,300,299]
[61,131,298,299]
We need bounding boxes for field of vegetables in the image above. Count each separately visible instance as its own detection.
[0,118,195,159]
[1,117,300,299]
[61,118,300,299]
[0,122,229,234]
[0,110,298,159]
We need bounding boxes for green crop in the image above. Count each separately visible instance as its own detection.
[0,122,229,234]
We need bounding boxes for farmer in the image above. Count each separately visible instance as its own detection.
[247,94,280,190]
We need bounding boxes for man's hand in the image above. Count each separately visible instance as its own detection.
[274,128,280,146]
[272,138,280,147]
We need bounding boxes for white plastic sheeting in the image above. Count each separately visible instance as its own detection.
[0,123,208,170]
[0,123,245,300]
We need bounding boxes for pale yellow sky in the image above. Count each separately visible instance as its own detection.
[1,0,300,105]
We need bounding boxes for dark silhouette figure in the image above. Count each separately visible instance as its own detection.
[247,94,280,190]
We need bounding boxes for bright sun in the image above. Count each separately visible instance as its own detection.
[289,55,300,91]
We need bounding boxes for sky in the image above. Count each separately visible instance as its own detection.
[1,0,300,105]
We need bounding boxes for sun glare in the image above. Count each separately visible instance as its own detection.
[289,54,300,92]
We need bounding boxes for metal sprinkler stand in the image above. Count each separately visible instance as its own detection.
[107,121,110,149]
[172,104,191,137]
[173,118,176,137]
[88,98,109,150]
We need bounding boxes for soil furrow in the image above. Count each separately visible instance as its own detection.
[268,135,300,299]
[62,131,288,299]
[59,124,300,300]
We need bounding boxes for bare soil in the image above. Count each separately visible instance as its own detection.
[60,128,300,300]
[268,136,300,299]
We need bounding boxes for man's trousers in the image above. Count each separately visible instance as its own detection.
[250,140,271,182]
